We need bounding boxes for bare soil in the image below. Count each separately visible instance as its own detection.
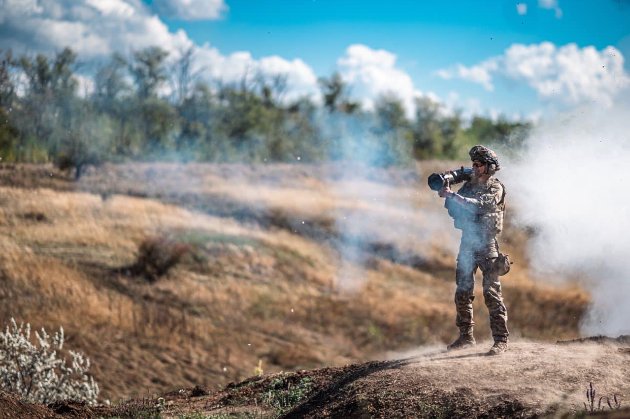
[2,339,628,418]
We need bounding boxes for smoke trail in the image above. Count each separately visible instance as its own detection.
[319,111,459,293]
[319,112,389,292]
[501,105,630,335]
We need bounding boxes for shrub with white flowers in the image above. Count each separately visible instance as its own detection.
[0,318,99,404]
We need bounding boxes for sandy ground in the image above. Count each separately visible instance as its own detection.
[400,340,629,412]
[276,339,630,417]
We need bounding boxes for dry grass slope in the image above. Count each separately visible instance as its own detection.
[0,163,590,402]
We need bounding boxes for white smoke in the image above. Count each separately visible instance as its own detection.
[502,104,630,335]
[321,112,460,293]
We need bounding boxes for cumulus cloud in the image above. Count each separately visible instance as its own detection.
[258,56,319,100]
[437,42,630,107]
[436,60,498,91]
[0,0,319,102]
[0,1,484,115]
[195,47,319,101]
[539,0,563,18]
[516,3,528,15]
[0,0,192,58]
[337,44,424,117]
[152,0,227,21]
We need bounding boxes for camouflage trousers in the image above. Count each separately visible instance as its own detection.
[454,241,509,343]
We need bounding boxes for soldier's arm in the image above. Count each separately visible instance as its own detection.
[445,193,477,213]
[446,183,503,214]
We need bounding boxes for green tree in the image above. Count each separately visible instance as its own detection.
[176,81,213,158]
[128,47,178,154]
[412,97,444,159]
[464,116,532,153]
[0,50,19,161]
[212,77,268,160]
[439,112,464,159]
[372,95,413,166]
[129,47,169,100]
[93,53,137,156]
[15,53,56,159]
[13,48,79,162]
[55,103,113,179]
[280,96,325,162]
[170,46,198,106]
[318,72,359,114]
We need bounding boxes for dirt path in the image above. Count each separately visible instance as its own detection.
[403,340,629,410]
[282,339,630,418]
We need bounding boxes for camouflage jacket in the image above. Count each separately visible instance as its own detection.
[445,177,506,236]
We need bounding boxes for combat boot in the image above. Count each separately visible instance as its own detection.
[487,341,508,356]
[446,333,476,351]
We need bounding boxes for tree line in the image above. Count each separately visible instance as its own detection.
[0,47,531,178]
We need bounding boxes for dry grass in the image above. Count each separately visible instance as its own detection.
[0,163,591,401]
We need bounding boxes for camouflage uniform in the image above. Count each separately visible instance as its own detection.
[445,163,509,344]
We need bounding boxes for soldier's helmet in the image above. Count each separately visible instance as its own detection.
[469,145,500,172]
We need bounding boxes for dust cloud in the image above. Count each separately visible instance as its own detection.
[501,105,630,335]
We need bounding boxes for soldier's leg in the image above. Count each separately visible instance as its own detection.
[454,250,476,335]
[479,258,509,342]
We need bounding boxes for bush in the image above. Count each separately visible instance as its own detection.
[0,318,99,404]
[131,235,191,282]
[263,376,313,413]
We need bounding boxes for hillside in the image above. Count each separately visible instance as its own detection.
[2,338,629,418]
[118,337,630,418]
[0,163,590,403]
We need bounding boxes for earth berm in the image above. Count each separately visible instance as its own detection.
[2,338,629,418]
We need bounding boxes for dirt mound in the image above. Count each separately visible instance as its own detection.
[280,340,630,418]
[43,339,623,418]
[0,391,55,419]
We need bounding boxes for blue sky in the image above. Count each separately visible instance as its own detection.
[156,0,630,118]
[168,0,630,69]
[2,0,629,120]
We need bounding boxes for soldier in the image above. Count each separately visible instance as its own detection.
[437,145,509,356]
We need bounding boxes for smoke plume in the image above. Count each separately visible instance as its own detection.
[321,112,459,292]
[502,105,630,335]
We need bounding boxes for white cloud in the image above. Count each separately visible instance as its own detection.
[460,61,498,91]
[516,3,528,15]
[176,46,320,103]
[85,0,135,18]
[75,73,95,97]
[152,0,227,21]
[437,42,630,107]
[258,56,319,101]
[538,0,562,18]
[336,44,424,117]
[435,60,498,91]
[0,1,515,117]
[0,0,192,57]
[194,46,319,101]
[0,0,319,102]
[0,0,43,18]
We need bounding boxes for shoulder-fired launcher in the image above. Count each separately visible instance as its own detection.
[427,166,473,191]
